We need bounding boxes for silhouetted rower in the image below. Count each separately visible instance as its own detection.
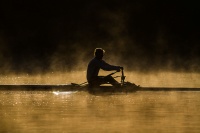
[87,48,123,87]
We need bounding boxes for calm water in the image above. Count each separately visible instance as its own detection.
[1,90,200,133]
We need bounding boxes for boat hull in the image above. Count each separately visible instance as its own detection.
[0,85,200,92]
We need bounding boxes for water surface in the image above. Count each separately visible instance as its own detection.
[0,90,200,133]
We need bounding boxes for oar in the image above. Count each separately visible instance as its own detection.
[121,68,125,86]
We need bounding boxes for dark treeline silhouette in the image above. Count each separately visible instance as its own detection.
[0,0,199,74]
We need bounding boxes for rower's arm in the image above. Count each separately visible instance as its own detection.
[98,60,120,71]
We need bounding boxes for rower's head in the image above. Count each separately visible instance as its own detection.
[94,48,105,60]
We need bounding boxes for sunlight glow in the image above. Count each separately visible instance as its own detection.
[53,91,77,95]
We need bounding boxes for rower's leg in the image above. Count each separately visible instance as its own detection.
[92,76,120,87]
[104,75,120,87]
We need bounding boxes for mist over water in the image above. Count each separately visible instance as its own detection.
[0,71,199,88]
[0,1,199,74]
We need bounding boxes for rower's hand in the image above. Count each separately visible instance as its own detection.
[116,66,123,72]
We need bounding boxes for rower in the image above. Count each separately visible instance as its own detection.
[86,48,123,87]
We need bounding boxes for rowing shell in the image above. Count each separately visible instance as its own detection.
[0,84,200,92]
[52,82,140,95]
[0,82,139,92]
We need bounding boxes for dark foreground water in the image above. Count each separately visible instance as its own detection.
[0,90,200,133]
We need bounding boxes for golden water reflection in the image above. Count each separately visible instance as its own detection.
[1,91,200,133]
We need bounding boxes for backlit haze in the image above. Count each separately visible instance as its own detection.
[0,1,199,87]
